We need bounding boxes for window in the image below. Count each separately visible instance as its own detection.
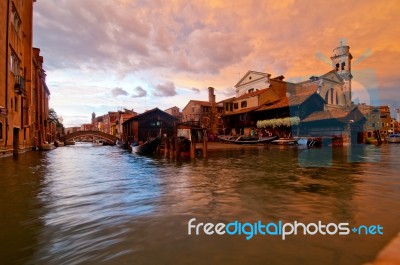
[241,101,247,108]
[335,63,339,71]
[341,62,345,70]
[248,88,254,93]
[229,103,233,112]
[225,103,229,111]
[325,88,337,105]
[0,122,3,140]
[11,5,22,36]
[336,91,339,105]
[234,103,238,109]
[10,51,21,75]
[14,97,18,112]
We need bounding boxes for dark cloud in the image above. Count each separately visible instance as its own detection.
[33,0,150,73]
[111,87,129,97]
[218,87,236,98]
[190,87,200,93]
[153,82,177,97]
[131,86,147,98]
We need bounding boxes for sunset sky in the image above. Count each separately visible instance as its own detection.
[33,0,400,127]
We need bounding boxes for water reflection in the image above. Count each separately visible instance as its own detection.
[0,143,399,265]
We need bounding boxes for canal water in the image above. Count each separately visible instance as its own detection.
[1,143,399,265]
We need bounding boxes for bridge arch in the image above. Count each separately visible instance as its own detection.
[63,130,118,144]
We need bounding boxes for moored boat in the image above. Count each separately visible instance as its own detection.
[217,135,277,144]
[93,139,104,146]
[131,136,161,155]
[41,142,56,150]
[386,134,400,143]
[55,140,65,147]
[294,137,322,147]
[271,139,298,146]
[116,139,125,148]
[65,140,76,145]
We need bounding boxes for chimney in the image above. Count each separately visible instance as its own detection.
[208,87,217,134]
[208,87,215,105]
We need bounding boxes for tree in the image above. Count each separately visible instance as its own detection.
[48,108,64,130]
[48,108,58,122]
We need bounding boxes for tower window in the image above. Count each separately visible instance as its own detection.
[341,62,345,70]
[335,63,339,71]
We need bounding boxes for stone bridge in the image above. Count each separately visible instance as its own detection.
[63,130,118,145]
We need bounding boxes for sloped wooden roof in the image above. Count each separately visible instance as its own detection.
[255,93,323,112]
[302,106,365,123]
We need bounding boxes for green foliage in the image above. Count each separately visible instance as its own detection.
[48,108,64,128]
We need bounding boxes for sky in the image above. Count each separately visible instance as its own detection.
[32,0,400,127]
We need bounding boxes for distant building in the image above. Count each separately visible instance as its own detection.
[357,104,382,141]
[164,106,182,121]
[182,87,223,134]
[115,109,137,140]
[65,127,80,135]
[103,111,118,135]
[80,123,95,131]
[378,106,391,138]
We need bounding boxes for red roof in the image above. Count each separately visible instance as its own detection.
[237,88,269,100]
[221,106,259,116]
[188,100,211,106]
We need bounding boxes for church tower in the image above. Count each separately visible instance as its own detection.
[91,112,96,125]
[331,41,353,106]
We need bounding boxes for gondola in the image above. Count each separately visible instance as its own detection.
[218,135,277,144]
[131,136,161,155]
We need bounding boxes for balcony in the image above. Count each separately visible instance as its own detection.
[14,75,26,95]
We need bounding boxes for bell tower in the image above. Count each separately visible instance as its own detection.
[91,112,96,125]
[331,40,353,106]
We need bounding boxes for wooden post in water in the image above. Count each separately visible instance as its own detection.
[190,132,196,159]
[164,137,169,158]
[175,136,180,158]
[169,137,175,158]
[202,129,207,158]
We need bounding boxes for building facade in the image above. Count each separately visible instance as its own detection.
[164,106,182,121]
[122,108,177,143]
[181,87,223,134]
[31,48,51,148]
[1,0,39,156]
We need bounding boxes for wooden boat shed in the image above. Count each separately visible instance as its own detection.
[122,108,178,143]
